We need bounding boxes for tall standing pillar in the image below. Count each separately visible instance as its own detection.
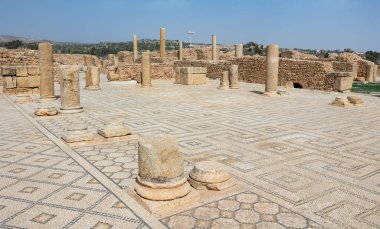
[141,52,152,88]
[160,28,166,57]
[178,41,183,60]
[38,42,55,101]
[235,44,243,58]
[133,34,138,62]
[59,66,83,113]
[212,34,217,61]
[264,44,280,96]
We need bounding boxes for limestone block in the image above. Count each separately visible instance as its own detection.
[16,75,40,88]
[180,67,207,74]
[107,71,119,81]
[16,66,28,77]
[4,76,17,89]
[138,134,183,181]
[34,104,58,116]
[27,66,40,75]
[14,94,33,104]
[2,66,16,76]
[329,72,353,92]
[188,177,235,191]
[97,118,132,138]
[347,96,364,106]
[330,97,351,108]
[62,123,94,143]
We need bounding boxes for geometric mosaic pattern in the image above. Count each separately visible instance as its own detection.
[0,94,148,228]
[5,78,380,229]
[161,191,324,228]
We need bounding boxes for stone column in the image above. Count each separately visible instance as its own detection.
[366,64,375,83]
[229,65,239,89]
[85,66,100,90]
[178,41,183,60]
[218,71,229,89]
[264,44,280,96]
[59,66,83,113]
[212,34,217,61]
[141,52,152,87]
[160,28,166,57]
[133,34,138,62]
[38,42,55,101]
[135,134,191,201]
[235,44,243,58]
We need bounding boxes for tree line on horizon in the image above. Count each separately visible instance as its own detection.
[0,39,379,64]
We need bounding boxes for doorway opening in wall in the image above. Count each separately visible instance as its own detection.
[294,82,303,88]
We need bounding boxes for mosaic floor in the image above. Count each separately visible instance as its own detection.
[1,77,380,228]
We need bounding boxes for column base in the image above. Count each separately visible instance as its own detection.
[229,86,240,89]
[84,86,101,91]
[263,91,279,97]
[218,86,229,90]
[141,84,152,88]
[39,96,56,102]
[59,106,84,114]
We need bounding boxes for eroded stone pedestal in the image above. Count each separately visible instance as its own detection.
[85,66,101,90]
[180,67,207,85]
[97,118,132,138]
[35,103,58,116]
[188,161,235,191]
[62,123,94,143]
[229,65,239,89]
[348,96,364,106]
[330,97,351,108]
[329,72,354,92]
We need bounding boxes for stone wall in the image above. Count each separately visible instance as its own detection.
[1,65,40,94]
[53,54,101,67]
[112,63,174,81]
[0,48,39,65]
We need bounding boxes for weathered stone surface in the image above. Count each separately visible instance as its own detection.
[218,71,229,89]
[2,66,16,76]
[14,94,33,104]
[27,65,40,75]
[136,134,190,201]
[85,66,100,90]
[133,34,138,62]
[235,44,243,58]
[264,44,280,96]
[141,52,152,87]
[97,118,132,138]
[330,96,351,108]
[180,67,207,74]
[212,34,217,61]
[190,161,230,183]
[174,67,182,84]
[178,41,183,60]
[329,72,353,92]
[59,65,83,114]
[62,123,94,143]
[229,65,239,89]
[34,103,58,116]
[16,75,39,88]
[188,161,236,191]
[39,42,55,101]
[16,66,28,77]
[347,96,364,106]
[4,76,17,89]
[160,28,166,57]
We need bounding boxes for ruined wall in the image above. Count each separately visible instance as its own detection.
[53,54,101,67]
[0,48,39,65]
[112,63,173,81]
[1,65,40,94]
[174,60,230,79]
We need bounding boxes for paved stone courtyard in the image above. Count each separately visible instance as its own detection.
[0,76,379,228]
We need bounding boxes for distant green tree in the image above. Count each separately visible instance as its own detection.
[365,51,380,63]
[343,48,353,53]
[5,40,23,49]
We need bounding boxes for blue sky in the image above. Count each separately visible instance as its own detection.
[0,0,379,51]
